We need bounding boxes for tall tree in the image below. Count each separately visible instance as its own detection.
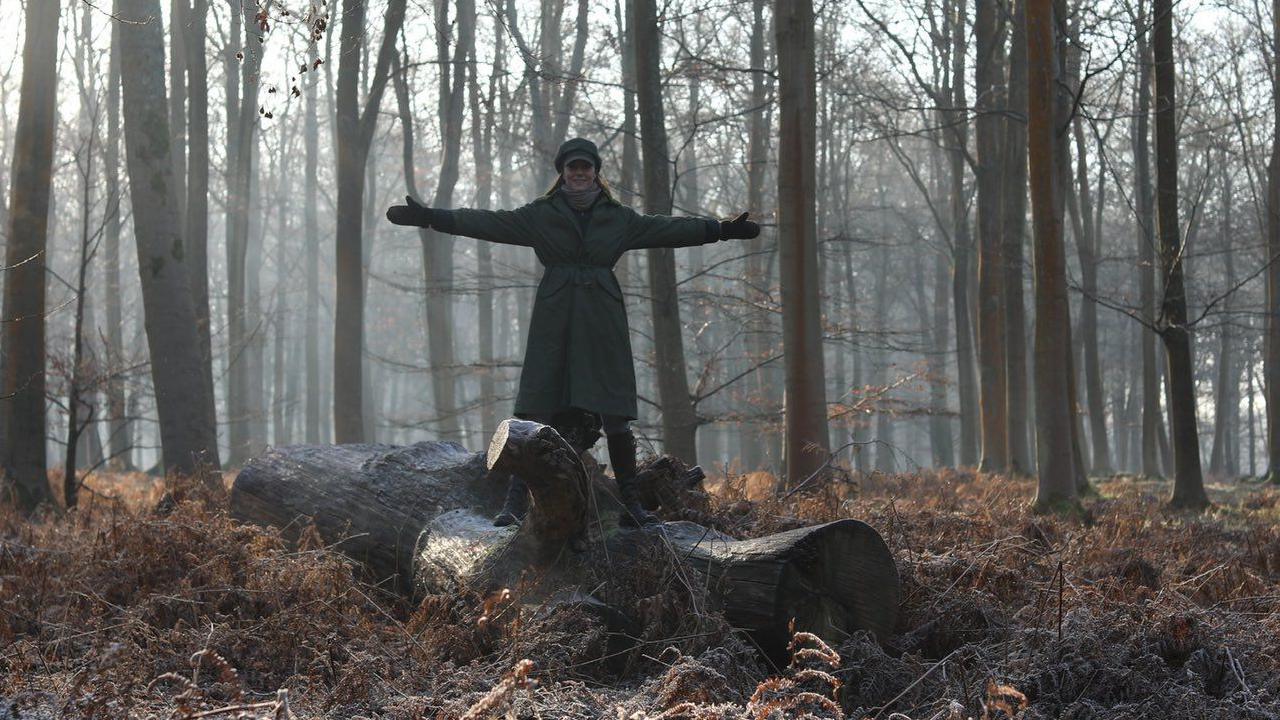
[185,0,217,467]
[304,11,322,445]
[169,0,188,228]
[333,0,407,443]
[948,0,980,466]
[469,15,500,440]
[1027,0,1078,512]
[421,0,475,441]
[742,0,781,471]
[117,0,222,478]
[974,0,1009,473]
[1002,0,1032,475]
[1209,151,1237,477]
[1266,0,1280,484]
[633,0,700,462]
[224,1,261,464]
[104,14,132,469]
[0,0,60,511]
[64,0,104,507]
[1134,0,1162,478]
[1152,0,1208,508]
[1067,16,1112,477]
[775,0,830,484]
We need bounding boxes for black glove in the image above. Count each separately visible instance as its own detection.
[386,195,435,227]
[719,211,760,240]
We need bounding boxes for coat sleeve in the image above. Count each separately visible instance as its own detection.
[435,204,540,247]
[622,207,720,250]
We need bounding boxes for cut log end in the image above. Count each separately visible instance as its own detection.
[486,419,514,472]
[643,518,900,659]
[773,519,899,645]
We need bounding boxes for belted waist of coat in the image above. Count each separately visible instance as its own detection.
[538,264,623,299]
[542,263,616,286]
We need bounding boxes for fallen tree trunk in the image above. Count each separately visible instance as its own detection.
[231,419,899,656]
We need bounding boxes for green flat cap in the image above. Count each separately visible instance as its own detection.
[554,137,602,172]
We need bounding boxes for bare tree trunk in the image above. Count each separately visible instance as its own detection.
[0,0,60,511]
[775,0,830,485]
[873,243,894,473]
[118,0,221,479]
[550,0,589,146]
[225,2,260,464]
[305,26,322,445]
[1210,150,1237,477]
[633,0,699,462]
[1002,0,1032,475]
[65,2,103,506]
[932,248,955,466]
[470,14,499,440]
[1249,358,1259,477]
[333,0,407,443]
[65,198,92,507]
[1153,0,1208,508]
[742,0,779,472]
[1134,1,1162,478]
[104,18,132,470]
[272,130,292,448]
[949,0,980,467]
[186,0,217,466]
[1071,113,1113,475]
[246,137,267,452]
[616,0,639,210]
[421,0,475,441]
[1027,0,1078,512]
[503,0,551,193]
[1266,0,1280,484]
[169,0,188,229]
[974,0,1008,473]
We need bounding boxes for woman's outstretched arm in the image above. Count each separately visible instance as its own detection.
[623,209,760,250]
[386,196,538,247]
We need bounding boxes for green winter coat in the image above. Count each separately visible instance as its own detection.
[439,192,716,420]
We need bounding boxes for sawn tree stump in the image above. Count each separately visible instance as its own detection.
[230,419,900,657]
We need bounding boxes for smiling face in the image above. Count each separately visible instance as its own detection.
[562,158,598,193]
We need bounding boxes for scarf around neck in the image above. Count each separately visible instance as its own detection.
[560,184,601,211]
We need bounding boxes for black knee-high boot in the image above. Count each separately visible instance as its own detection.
[607,430,657,526]
[492,474,528,526]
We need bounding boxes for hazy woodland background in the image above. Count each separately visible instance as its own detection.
[0,0,1270,490]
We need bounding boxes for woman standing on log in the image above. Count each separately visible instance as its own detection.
[387,138,759,526]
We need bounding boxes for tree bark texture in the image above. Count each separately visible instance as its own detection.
[742,0,781,471]
[118,0,221,477]
[1002,0,1032,476]
[305,30,322,445]
[949,0,980,467]
[1152,0,1209,508]
[419,0,475,442]
[633,0,699,463]
[975,0,1009,473]
[1026,0,1078,512]
[0,0,60,510]
[226,1,262,464]
[470,19,500,441]
[1071,112,1113,475]
[185,0,218,470]
[1209,151,1237,477]
[1134,4,1162,478]
[105,19,132,470]
[1266,0,1280,484]
[334,0,407,443]
[775,0,830,485]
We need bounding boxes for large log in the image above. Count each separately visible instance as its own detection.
[230,420,899,656]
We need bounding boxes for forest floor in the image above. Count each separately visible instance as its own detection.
[2,463,1279,719]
